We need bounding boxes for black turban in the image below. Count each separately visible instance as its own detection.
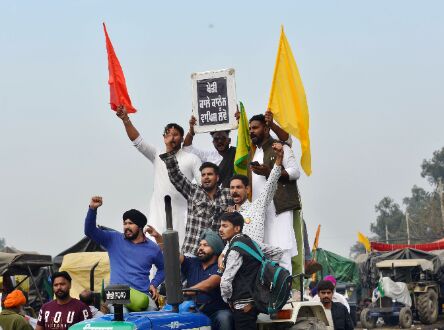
[122,209,147,229]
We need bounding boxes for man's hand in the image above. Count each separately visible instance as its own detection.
[189,116,196,135]
[116,106,129,122]
[272,142,284,166]
[89,196,103,210]
[264,109,274,127]
[234,105,240,122]
[144,225,161,239]
[149,285,159,301]
[218,253,225,271]
[225,205,236,213]
[163,129,176,152]
[250,164,271,177]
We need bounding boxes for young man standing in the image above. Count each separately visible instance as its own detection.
[36,272,91,330]
[249,114,306,273]
[159,143,232,256]
[116,107,201,246]
[219,212,282,330]
[227,142,283,243]
[317,280,354,330]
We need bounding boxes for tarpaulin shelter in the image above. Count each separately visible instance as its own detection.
[314,248,360,285]
[53,227,113,299]
[58,252,110,299]
[359,248,443,289]
[0,247,53,312]
[53,232,106,268]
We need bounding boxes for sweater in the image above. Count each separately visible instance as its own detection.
[84,208,165,293]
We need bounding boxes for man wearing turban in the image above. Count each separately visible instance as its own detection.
[147,227,233,330]
[84,196,165,309]
[0,289,33,330]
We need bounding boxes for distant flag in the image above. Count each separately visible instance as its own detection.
[312,224,321,252]
[103,23,136,113]
[268,26,311,175]
[234,102,252,176]
[311,224,321,282]
[358,231,371,252]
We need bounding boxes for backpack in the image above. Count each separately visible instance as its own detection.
[230,240,293,314]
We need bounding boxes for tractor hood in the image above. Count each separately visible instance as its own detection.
[70,311,210,330]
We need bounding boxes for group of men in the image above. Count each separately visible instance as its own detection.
[1,106,351,330]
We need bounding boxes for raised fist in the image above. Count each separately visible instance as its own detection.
[89,196,103,210]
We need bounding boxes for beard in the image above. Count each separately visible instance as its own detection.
[124,229,139,241]
[202,183,216,192]
[197,251,214,262]
[321,297,332,304]
[55,290,69,300]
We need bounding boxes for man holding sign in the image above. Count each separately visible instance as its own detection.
[183,110,291,188]
[116,107,201,247]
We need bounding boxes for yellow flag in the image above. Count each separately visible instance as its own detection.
[234,102,252,176]
[312,224,321,252]
[268,26,311,176]
[358,232,371,252]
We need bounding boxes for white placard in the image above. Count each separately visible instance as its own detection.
[191,68,238,133]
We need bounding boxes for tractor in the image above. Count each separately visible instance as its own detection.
[360,258,440,329]
[71,196,330,330]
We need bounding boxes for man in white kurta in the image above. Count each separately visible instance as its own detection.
[116,107,201,247]
[251,144,299,273]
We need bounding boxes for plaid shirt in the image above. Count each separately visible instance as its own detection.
[160,152,233,255]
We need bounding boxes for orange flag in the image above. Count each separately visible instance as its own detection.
[103,23,136,113]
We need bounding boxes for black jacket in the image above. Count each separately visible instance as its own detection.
[331,302,354,330]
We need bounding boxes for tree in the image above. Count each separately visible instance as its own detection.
[0,237,5,250]
[403,185,443,242]
[370,197,406,243]
[349,241,366,259]
[421,147,444,186]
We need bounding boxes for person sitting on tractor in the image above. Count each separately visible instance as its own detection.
[218,212,283,330]
[147,227,234,330]
[317,280,354,330]
[84,196,165,310]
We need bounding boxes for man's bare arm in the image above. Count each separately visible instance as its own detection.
[144,225,184,263]
[116,106,140,141]
[183,115,196,147]
[265,110,290,142]
[188,275,221,292]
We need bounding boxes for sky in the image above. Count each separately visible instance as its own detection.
[1,1,443,258]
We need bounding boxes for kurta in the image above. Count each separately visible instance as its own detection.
[133,136,201,247]
[251,144,299,255]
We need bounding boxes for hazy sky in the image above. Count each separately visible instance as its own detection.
[1,1,443,258]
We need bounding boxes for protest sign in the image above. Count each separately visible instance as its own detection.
[191,68,238,133]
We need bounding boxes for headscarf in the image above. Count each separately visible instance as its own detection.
[200,230,224,255]
[4,290,26,309]
[324,275,337,287]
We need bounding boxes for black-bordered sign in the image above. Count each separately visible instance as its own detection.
[191,68,238,133]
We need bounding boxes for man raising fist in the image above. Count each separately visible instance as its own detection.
[84,196,165,309]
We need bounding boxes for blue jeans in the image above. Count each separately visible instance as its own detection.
[209,309,234,330]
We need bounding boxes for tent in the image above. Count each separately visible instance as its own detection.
[0,247,53,312]
[54,234,106,268]
[54,229,113,298]
[59,252,110,299]
[313,248,360,285]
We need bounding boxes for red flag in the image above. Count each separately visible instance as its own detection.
[103,23,136,113]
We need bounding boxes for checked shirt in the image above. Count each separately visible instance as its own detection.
[160,152,233,256]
